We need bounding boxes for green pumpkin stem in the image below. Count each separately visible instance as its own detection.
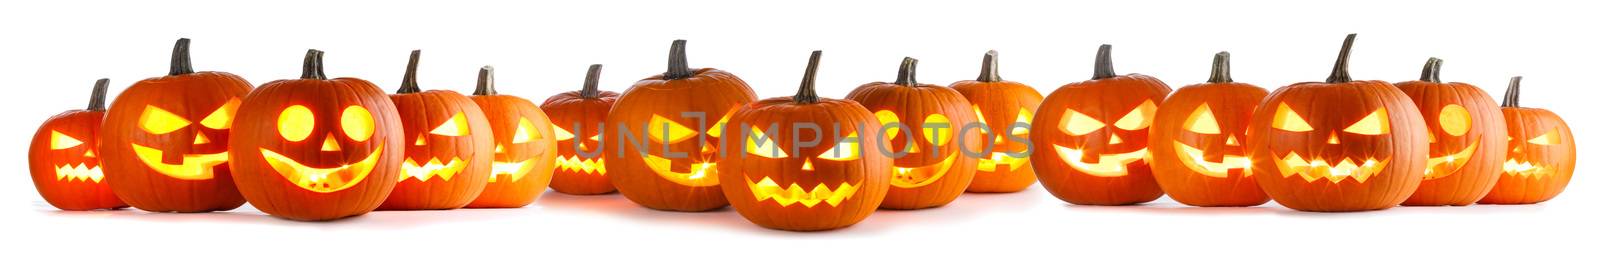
[894,57,919,86]
[1420,57,1442,83]
[581,64,603,98]
[87,78,109,111]
[977,50,1002,82]
[663,39,693,80]
[1092,44,1116,80]
[474,66,497,96]
[1325,34,1357,83]
[1502,76,1523,108]
[794,50,822,104]
[397,50,422,94]
[301,49,326,80]
[169,38,195,76]
[1208,51,1233,83]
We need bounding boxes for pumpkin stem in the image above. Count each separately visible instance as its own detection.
[474,66,498,96]
[169,38,195,76]
[301,49,326,80]
[1502,76,1523,107]
[894,57,919,86]
[581,64,603,98]
[1325,34,1357,83]
[1208,51,1233,83]
[977,50,1002,82]
[663,39,693,80]
[397,50,423,94]
[87,78,109,111]
[1092,44,1116,80]
[794,50,822,104]
[1420,57,1442,83]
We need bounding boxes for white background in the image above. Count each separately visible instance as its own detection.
[3,0,1596,269]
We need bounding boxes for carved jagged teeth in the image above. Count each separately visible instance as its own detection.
[1502,158,1549,178]
[976,152,1029,172]
[1276,152,1387,183]
[555,155,605,175]
[399,157,467,182]
[747,177,858,207]
[54,163,104,183]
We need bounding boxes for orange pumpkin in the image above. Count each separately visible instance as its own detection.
[379,50,493,210]
[1479,77,1575,204]
[1030,45,1170,205]
[1246,34,1427,212]
[949,51,1042,193]
[102,38,250,212]
[229,49,406,221]
[543,64,620,195]
[30,79,126,210]
[467,66,558,208]
[1149,52,1270,207]
[846,57,980,209]
[1396,58,1508,206]
[721,51,892,231]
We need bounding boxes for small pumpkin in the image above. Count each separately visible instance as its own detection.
[467,66,558,208]
[30,79,126,210]
[1149,52,1270,207]
[1479,77,1575,204]
[543,64,621,195]
[949,51,1043,193]
[229,49,406,221]
[1246,34,1428,212]
[379,50,493,210]
[1030,44,1171,205]
[721,51,892,231]
[846,57,980,210]
[1396,58,1509,206]
[102,38,251,212]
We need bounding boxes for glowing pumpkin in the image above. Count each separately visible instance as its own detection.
[1030,44,1170,205]
[467,66,558,208]
[949,50,1042,193]
[1396,58,1509,206]
[29,79,126,210]
[1479,77,1575,204]
[380,50,493,210]
[542,64,620,195]
[846,57,980,209]
[1149,52,1270,207]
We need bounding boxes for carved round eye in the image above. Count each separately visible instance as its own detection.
[278,105,315,142]
[817,132,861,161]
[341,106,375,142]
[744,126,788,158]
[875,110,902,140]
[1271,103,1313,132]
[1185,104,1221,134]
[1438,104,1471,136]
[1059,109,1104,136]
[140,106,192,135]
[921,114,953,146]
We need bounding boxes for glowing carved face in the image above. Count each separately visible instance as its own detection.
[740,126,864,207]
[46,130,104,182]
[1172,104,1252,178]
[973,108,1032,173]
[1051,100,1156,177]
[641,111,733,187]
[130,99,239,180]
[1504,128,1566,178]
[551,120,602,177]
[876,110,960,188]
[1267,103,1393,183]
[491,117,543,182]
[1421,104,1478,180]
[399,112,473,182]
[260,105,384,193]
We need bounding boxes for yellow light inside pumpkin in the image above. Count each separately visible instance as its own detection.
[1343,108,1390,135]
[648,114,697,144]
[1184,104,1221,134]
[1272,103,1313,132]
[1528,130,1561,145]
[278,105,315,142]
[1113,100,1157,130]
[199,98,241,130]
[1059,109,1104,136]
[875,110,902,140]
[140,106,191,135]
[49,131,83,150]
[1438,104,1471,136]
[745,126,788,158]
[551,124,575,141]
[921,114,953,146]
[1012,110,1033,135]
[817,132,860,161]
[341,106,375,142]
[747,177,858,207]
[513,117,536,143]
[429,112,471,137]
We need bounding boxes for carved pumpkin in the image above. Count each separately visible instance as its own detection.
[1149,52,1270,207]
[1030,45,1170,205]
[1479,77,1575,204]
[1246,34,1428,212]
[467,66,558,208]
[949,51,1042,193]
[229,50,406,221]
[605,40,758,211]
[543,64,620,195]
[1396,58,1509,206]
[722,51,891,231]
[30,79,126,210]
[846,57,980,210]
[379,50,493,210]
[102,38,250,212]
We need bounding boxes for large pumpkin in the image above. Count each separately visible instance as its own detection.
[949,51,1042,193]
[1030,44,1170,205]
[1396,58,1508,206]
[1246,34,1427,212]
[722,51,892,231]
[605,40,758,211]
[102,38,250,212]
[467,66,557,208]
[1479,77,1575,204]
[229,50,406,221]
[379,50,493,210]
[29,79,127,210]
[846,57,980,209]
[543,64,621,195]
[1149,52,1270,207]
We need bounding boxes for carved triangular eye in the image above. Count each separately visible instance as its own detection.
[1343,108,1389,135]
[141,105,191,134]
[200,98,241,130]
[1271,103,1313,132]
[1011,110,1033,135]
[50,131,83,150]
[512,117,537,143]
[1528,129,1562,145]
[550,123,575,141]
[648,114,697,144]
[1185,104,1221,134]
[1114,100,1157,130]
[744,126,787,158]
[1058,109,1104,136]
[818,132,861,161]
[705,109,736,138]
[430,112,471,137]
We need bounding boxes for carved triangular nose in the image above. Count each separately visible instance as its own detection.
[83,149,96,158]
[1327,133,1341,145]
[1225,135,1239,146]
[495,144,505,154]
[802,158,815,171]
[1109,134,1124,144]
[414,135,427,146]
[905,142,921,153]
[193,133,210,145]
[322,135,342,152]
[1428,130,1437,143]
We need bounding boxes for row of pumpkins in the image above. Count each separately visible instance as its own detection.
[29,35,1574,231]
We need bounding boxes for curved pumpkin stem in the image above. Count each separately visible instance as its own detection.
[894,57,919,86]
[87,78,109,111]
[663,39,693,80]
[474,66,498,96]
[581,64,603,98]
[169,38,194,76]
[1502,76,1523,108]
[1092,44,1116,80]
[397,50,422,94]
[1325,34,1357,83]
[1208,51,1233,83]
[301,49,326,80]
[1420,57,1442,83]
[977,50,1002,82]
[794,50,822,104]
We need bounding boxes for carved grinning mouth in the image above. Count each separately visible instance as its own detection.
[399,157,467,182]
[1503,158,1553,178]
[1052,145,1150,177]
[1172,142,1252,178]
[891,154,957,188]
[1272,152,1388,184]
[130,143,229,180]
[1423,141,1478,180]
[554,155,605,175]
[745,177,858,207]
[976,152,1029,172]
[642,154,719,187]
[490,158,537,182]
[54,163,104,182]
[260,145,383,193]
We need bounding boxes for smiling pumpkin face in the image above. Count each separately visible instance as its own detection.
[1030,45,1169,206]
[1479,77,1575,205]
[378,51,494,210]
[1148,52,1270,207]
[1396,58,1509,206]
[542,65,620,195]
[29,79,126,211]
[845,57,979,210]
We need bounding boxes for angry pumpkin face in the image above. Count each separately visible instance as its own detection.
[29,79,126,210]
[467,66,558,208]
[1148,52,1271,207]
[1031,44,1169,205]
[1479,76,1575,205]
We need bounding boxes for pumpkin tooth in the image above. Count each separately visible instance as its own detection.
[746,177,858,207]
[553,155,605,175]
[1172,141,1252,178]
[1502,158,1550,178]
[129,143,230,180]
[1274,152,1388,183]
[399,157,468,182]
[53,163,105,183]
[1051,144,1151,177]
[641,154,719,187]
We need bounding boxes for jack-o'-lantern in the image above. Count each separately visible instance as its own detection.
[722,51,891,231]
[1149,52,1270,207]
[1479,77,1575,204]
[543,64,620,195]
[846,57,980,210]
[1246,34,1427,212]
[1396,58,1508,206]
[949,50,1042,193]
[467,66,557,208]
[30,79,127,210]
[229,49,406,221]
[102,38,250,212]
[379,50,493,210]
[1031,45,1170,205]
[606,40,758,211]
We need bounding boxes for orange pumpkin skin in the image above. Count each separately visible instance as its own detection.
[467,67,558,208]
[1030,45,1170,205]
[1396,58,1508,206]
[605,40,757,211]
[1247,35,1427,212]
[29,79,127,210]
[846,57,980,210]
[229,50,405,221]
[379,51,493,210]
[949,51,1042,193]
[101,39,250,213]
[542,65,621,195]
[1149,52,1270,207]
[1479,77,1575,204]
